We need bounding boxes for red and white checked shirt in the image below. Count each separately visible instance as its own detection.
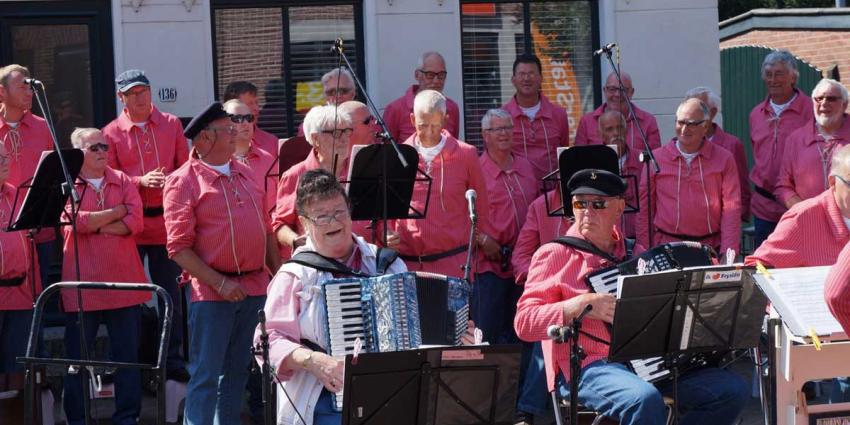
[825,241,850,335]
[383,85,461,142]
[502,94,571,181]
[61,167,150,311]
[745,189,849,268]
[236,143,277,218]
[164,157,272,302]
[253,127,280,159]
[0,182,40,310]
[103,106,189,245]
[512,190,572,285]
[710,124,752,220]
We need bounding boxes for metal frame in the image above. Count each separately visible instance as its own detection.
[19,282,173,425]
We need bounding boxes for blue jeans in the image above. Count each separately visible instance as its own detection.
[557,361,748,425]
[753,216,778,249]
[0,309,33,373]
[183,295,266,425]
[472,272,521,344]
[137,245,185,371]
[517,342,550,417]
[63,306,141,425]
[314,389,342,425]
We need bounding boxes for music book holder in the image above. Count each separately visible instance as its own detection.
[275,135,311,177]
[8,149,83,232]
[345,143,428,221]
[341,345,521,425]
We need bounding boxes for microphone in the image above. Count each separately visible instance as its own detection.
[547,325,566,341]
[465,189,477,221]
[24,77,42,86]
[593,43,617,56]
[331,37,344,53]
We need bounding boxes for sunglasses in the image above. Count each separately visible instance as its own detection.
[361,115,374,125]
[572,199,611,210]
[87,143,109,153]
[230,114,255,124]
[324,87,353,97]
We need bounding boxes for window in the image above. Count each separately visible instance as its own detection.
[460,1,599,147]
[212,2,364,138]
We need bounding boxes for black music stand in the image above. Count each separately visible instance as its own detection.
[341,345,521,425]
[609,265,767,424]
[275,135,311,178]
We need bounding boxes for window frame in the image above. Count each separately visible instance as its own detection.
[210,0,366,137]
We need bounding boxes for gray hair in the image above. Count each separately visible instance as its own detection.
[222,98,248,112]
[413,89,446,116]
[832,144,850,177]
[417,51,445,69]
[762,50,799,80]
[70,127,103,149]
[676,98,710,121]
[320,67,354,87]
[813,78,849,104]
[481,108,512,130]
[684,86,721,112]
[301,105,352,145]
[597,110,627,132]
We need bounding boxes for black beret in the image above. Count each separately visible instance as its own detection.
[567,169,626,197]
[184,102,229,139]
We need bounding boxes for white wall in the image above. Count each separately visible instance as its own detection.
[112,0,215,118]
[599,0,721,142]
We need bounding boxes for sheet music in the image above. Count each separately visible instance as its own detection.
[753,266,844,337]
[345,144,369,187]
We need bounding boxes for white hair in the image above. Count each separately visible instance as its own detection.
[676,98,710,121]
[597,110,627,132]
[320,67,354,87]
[70,127,102,149]
[684,86,722,112]
[481,108,512,130]
[301,105,352,145]
[337,100,367,116]
[222,98,248,112]
[813,78,850,104]
[416,51,445,69]
[832,144,850,177]
[762,50,799,80]
[413,89,446,116]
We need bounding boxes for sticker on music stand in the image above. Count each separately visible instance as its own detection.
[637,258,647,275]
[352,337,362,365]
[725,248,735,265]
[474,328,483,345]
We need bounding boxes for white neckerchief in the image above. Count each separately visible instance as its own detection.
[6,121,19,130]
[85,177,104,190]
[770,92,797,117]
[416,135,446,165]
[675,140,699,167]
[204,161,231,176]
[520,101,541,121]
[133,121,147,130]
[844,216,850,233]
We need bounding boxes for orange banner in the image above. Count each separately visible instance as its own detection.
[531,22,581,142]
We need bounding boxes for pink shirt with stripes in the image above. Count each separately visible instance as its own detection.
[775,116,850,205]
[515,224,634,390]
[502,94,570,181]
[61,167,150,312]
[825,241,850,335]
[383,85,461,143]
[745,189,849,269]
[512,190,571,285]
[574,103,662,166]
[710,124,752,220]
[103,106,189,245]
[391,131,491,277]
[236,143,277,218]
[748,89,814,222]
[253,127,280,159]
[0,183,41,311]
[164,157,272,302]
[477,152,539,278]
[636,139,741,254]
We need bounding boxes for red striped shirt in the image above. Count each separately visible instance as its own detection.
[236,143,277,218]
[825,241,850,334]
[253,127,280,159]
[512,190,571,285]
[0,182,40,310]
[503,94,571,181]
[776,117,850,205]
[710,125,752,220]
[383,85,461,143]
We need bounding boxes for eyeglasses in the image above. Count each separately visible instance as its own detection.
[417,70,447,81]
[87,143,109,153]
[321,128,354,138]
[303,208,350,226]
[484,126,513,134]
[229,114,255,124]
[814,95,842,104]
[515,72,540,80]
[324,87,353,97]
[676,119,706,127]
[361,115,374,125]
[833,174,850,187]
[572,199,611,210]
[604,86,632,93]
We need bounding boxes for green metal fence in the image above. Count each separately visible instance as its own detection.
[720,45,823,169]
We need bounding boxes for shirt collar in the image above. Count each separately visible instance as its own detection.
[666,137,714,160]
[0,110,36,130]
[116,105,163,131]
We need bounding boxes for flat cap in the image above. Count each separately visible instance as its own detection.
[567,169,626,197]
[184,102,229,139]
[115,69,150,93]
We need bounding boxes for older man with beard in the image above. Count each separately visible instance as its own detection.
[776,79,850,207]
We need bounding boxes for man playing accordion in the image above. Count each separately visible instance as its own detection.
[514,168,748,425]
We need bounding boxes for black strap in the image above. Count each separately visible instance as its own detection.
[655,228,719,242]
[285,251,369,278]
[398,245,468,263]
[753,184,777,202]
[550,236,621,264]
[375,247,399,275]
[0,274,25,287]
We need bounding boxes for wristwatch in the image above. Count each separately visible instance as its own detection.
[301,350,314,369]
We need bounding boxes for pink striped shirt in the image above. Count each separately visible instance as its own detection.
[0,182,41,311]
[392,131,491,277]
[164,157,272,302]
[636,139,741,254]
[710,124,751,220]
[775,116,850,205]
[574,103,662,162]
[61,167,150,311]
[512,190,571,285]
[748,89,814,222]
[103,106,189,245]
[236,143,277,217]
[825,241,850,334]
[502,95,571,181]
[515,224,631,390]
[745,189,848,268]
[477,153,539,278]
[254,127,280,159]
[383,85,461,142]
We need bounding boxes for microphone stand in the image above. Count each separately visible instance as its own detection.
[253,310,276,425]
[600,48,659,245]
[551,304,593,425]
[462,200,476,284]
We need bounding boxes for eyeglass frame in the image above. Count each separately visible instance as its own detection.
[302,208,351,226]
[417,69,447,81]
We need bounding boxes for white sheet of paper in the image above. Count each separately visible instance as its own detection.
[753,265,844,337]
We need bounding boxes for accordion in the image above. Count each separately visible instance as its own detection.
[321,271,471,411]
[585,241,719,384]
